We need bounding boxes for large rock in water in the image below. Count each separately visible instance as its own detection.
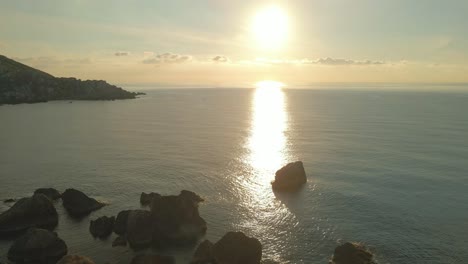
[0,194,58,235]
[330,242,377,264]
[151,190,206,246]
[140,192,161,205]
[191,240,215,264]
[61,189,105,217]
[113,210,131,235]
[271,161,307,191]
[212,232,262,264]
[8,228,67,264]
[57,255,95,264]
[89,216,115,239]
[130,255,175,264]
[34,188,61,200]
[127,210,153,248]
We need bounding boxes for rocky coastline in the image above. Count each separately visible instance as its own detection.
[0,55,143,105]
[0,162,378,263]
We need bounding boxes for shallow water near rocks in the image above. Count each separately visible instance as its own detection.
[1,87,468,263]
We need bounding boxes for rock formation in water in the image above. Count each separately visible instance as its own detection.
[57,255,95,264]
[34,188,62,200]
[0,54,140,105]
[191,232,262,264]
[61,189,105,217]
[89,215,115,239]
[112,235,127,247]
[130,254,175,264]
[330,242,377,264]
[111,190,206,249]
[0,194,58,235]
[8,228,68,264]
[140,192,161,206]
[271,161,307,191]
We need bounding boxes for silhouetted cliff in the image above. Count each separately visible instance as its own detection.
[0,55,139,104]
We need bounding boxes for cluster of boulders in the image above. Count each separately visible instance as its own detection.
[0,162,379,264]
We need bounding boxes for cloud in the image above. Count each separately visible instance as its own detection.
[311,57,385,65]
[115,51,130,56]
[248,57,385,66]
[142,52,192,64]
[143,51,154,57]
[212,55,229,63]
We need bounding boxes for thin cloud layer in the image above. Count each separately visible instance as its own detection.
[212,55,229,63]
[115,51,130,56]
[143,53,192,64]
[312,57,385,65]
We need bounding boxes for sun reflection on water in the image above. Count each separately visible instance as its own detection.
[237,80,298,261]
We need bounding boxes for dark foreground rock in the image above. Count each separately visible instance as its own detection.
[330,242,376,264]
[112,235,127,247]
[127,210,153,248]
[140,192,161,205]
[191,240,215,264]
[212,232,262,264]
[113,210,131,235]
[151,190,206,246]
[62,189,105,217]
[271,161,307,191]
[0,194,58,235]
[89,216,115,239]
[34,188,61,200]
[0,55,139,105]
[57,255,95,264]
[8,228,67,264]
[191,232,262,264]
[130,255,175,264]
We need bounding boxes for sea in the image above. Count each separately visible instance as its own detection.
[1,84,468,264]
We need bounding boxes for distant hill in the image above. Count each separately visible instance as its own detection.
[0,55,140,105]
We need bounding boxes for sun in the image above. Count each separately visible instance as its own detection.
[251,6,288,51]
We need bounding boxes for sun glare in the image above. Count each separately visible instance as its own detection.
[251,6,288,51]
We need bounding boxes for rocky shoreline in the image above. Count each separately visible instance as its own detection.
[0,162,378,264]
[0,55,143,105]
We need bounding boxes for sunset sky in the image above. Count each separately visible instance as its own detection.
[1,0,468,87]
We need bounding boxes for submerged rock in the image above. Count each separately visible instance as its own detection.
[271,161,307,191]
[113,210,131,235]
[127,210,153,248]
[3,198,16,203]
[0,194,58,235]
[34,188,61,200]
[151,190,207,246]
[61,189,105,217]
[330,242,377,264]
[212,232,262,264]
[89,216,115,239]
[191,240,215,264]
[8,228,67,264]
[57,255,95,264]
[130,255,175,264]
[140,192,161,206]
[112,235,127,247]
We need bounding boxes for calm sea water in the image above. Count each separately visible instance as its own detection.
[1,87,468,263]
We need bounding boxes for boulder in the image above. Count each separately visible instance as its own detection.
[57,255,95,264]
[330,242,376,264]
[140,192,161,205]
[61,189,105,217]
[34,188,61,200]
[130,255,175,264]
[127,210,153,248]
[0,194,58,235]
[89,216,115,239]
[271,161,307,191]
[7,228,67,264]
[151,190,207,245]
[112,235,127,247]
[212,232,262,264]
[191,240,215,264]
[113,210,131,235]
